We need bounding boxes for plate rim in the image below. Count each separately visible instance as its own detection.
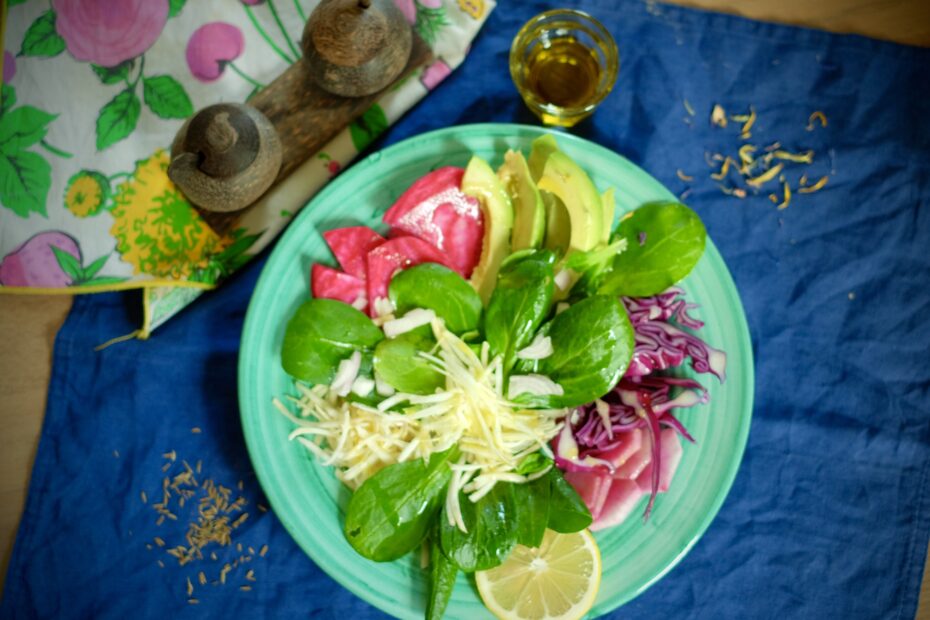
[238,122,755,618]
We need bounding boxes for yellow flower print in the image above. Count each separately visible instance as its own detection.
[109,150,226,279]
[457,0,484,20]
[64,170,109,218]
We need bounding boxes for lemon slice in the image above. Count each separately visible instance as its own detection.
[475,529,602,620]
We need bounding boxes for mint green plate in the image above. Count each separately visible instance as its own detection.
[239,123,754,618]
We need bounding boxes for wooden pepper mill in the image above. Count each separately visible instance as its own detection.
[168,0,431,225]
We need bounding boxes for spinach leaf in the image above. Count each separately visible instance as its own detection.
[484,250,556,374]
[281,299,384,384]
[546,467,592,533]
[515,452,553,475]
[343,447,457,562]
[440,483,518,572]
[373,327,445,394]
[512,475,550,548]
[519,295,634,408]
[598,201,706,297]
[389,263,483,334]
[426,533,458,620]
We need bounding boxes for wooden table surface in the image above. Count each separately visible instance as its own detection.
[1,0,929,612]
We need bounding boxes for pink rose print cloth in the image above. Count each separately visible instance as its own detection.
[52,0,169,67]
[0,0,494,336]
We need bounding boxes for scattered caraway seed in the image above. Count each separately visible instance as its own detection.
[806,111,828,131]
[702,104,833,209]
[746,163,784,188]
[777,181,792,210]
[191,427,202,434]
[142,450,270,603]
[683,99,696,116]
[676,169,694,182]
[798,176,828,193]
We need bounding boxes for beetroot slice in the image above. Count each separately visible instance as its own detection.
[634,428,684,494]
[590,479,644,532]
[365,236,453,317]
[322,226,386,279]
[310,264,366,309]
[382,166,484,278]
[564,470,612,521]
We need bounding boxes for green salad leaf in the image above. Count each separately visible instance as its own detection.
[484,250,556,376]
[598,201,706,297]
[344,447,458,562]
[281,299,383,384]
[373,327,445,395]
[512,475,550,548]
[426,532,458,620]
[546,467,593,533]
[517,295,634,408]
[440,483,518,572]
[389,263,483,334]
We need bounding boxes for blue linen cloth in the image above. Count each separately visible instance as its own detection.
[3,0,930,618]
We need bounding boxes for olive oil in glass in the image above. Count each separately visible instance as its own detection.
[509,10,619,128]
[524,37,602,112]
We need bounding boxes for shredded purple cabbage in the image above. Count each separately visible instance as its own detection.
[569,288,726,454]
[623,287,727,380]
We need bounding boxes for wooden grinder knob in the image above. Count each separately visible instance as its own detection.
[168,103,282,213]
[302,0,413,97]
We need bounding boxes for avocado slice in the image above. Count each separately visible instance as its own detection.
[538,151,604,254]
[499,150,545,251]
[528,135,571,253]
[601,187,616,244]
[462,155,514,303]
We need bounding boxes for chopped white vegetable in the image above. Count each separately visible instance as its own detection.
[351,294,368,311]
[515,334,553,360]
[382,308,437,338]
[507,374,564,400]
[329,351,361,397]
[351,376,375,397]
[554,268,573,291]
[372,296,395,318]
[555,302,570,314]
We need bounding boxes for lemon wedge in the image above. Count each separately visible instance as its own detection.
[475,529,601,620]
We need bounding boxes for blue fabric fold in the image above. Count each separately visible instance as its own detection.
[3,1,929,618]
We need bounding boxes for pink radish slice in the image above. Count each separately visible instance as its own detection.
[382,167,483,278]
[365,236,453,317]
[310,264,366,309]
[614,431,653,481]
[590,479,644,532]
[635,428,683,494]
[322,226,386,279]
[564,470,612,521]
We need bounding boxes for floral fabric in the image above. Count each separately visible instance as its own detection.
[0,0,493,335]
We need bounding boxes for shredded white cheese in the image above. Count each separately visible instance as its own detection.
[276,318,568,532]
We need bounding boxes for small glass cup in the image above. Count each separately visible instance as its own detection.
[509,9,619,128]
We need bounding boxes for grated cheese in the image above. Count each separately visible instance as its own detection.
[277,319,567,530]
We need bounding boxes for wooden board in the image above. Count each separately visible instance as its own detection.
[199,32,432,235]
